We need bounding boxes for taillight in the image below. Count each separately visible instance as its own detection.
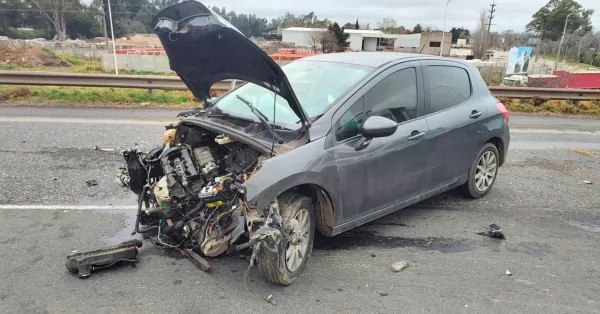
[496,102,509,121]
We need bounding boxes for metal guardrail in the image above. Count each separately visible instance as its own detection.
[1,71,599,101]
[489,86,600,100]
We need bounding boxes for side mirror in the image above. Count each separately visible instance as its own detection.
[354,116,398,151]
[360,116,398,139]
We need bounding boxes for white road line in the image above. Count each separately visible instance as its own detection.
[1,116,598,135]
[0,205,138,210]
[510,128,600,135]
[0,116,176,125]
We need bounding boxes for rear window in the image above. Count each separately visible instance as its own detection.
[427,66,471,113]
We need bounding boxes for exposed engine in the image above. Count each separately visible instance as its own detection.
[116,123,271,267]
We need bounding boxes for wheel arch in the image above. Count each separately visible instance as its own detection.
[486,136,505,166]
[283,184,335,237]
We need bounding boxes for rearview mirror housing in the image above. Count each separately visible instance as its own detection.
[360,116,398,139]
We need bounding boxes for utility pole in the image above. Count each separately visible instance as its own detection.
[101,3,108,50]
[482,1,496,60]
[556,13,574,60]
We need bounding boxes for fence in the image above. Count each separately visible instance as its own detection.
[475,56,598,84]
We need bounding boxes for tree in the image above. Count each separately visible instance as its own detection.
[355,19,359,30]
[500,30,520,50]
[306,30,325,53]
[526,0,594,41]
[328,22,349,52]
[28,0,83,40]
[377,17,397,33]
[319,31,337,53]
[450,27,470,43]
[412,23,423,33]
[343,22,355,29]
[471,9,488,59]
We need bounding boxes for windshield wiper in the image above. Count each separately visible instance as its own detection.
[236,95,284,144]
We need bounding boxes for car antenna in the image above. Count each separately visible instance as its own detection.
[270,90,277,157]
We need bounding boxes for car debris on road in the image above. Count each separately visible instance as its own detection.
[476,223,505,239]
[391,261,410,272]
[65,239,142,278]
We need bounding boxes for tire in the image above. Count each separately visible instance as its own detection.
[460,143,500,199]
[257,192,315,286]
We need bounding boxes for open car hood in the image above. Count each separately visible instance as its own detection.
[152,1,309,125]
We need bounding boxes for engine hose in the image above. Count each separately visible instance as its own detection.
[133,186,159,234]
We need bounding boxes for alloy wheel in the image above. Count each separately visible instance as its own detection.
[475,150,497,192]
[286,208,310,272]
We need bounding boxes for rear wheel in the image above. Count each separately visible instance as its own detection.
[257,193,315,286]
[460,143,499,198]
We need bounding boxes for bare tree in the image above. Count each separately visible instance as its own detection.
[319,31,337,53]
[30,0,79,41]
[500,30,520,50]
[377,17,397,34]
[305,30,325,53]
[471,9,488,59]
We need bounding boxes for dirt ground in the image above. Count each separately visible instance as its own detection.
[0,42,67,67]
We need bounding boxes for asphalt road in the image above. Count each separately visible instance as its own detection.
[0,107,599,314]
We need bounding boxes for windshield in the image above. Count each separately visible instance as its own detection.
[213,61,372,126]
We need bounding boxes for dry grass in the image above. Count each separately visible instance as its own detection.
[504,99,600,117]
[570,148,599,157]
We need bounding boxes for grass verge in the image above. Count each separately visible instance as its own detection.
[0,85,200,108]
[499,97,600,117]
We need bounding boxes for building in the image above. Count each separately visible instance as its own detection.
[418,31,452,56]
[281,27,452,56]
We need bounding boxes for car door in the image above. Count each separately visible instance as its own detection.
[422,60,489,189]
[327,61,429,225]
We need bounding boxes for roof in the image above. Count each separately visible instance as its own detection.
[344,29,384,35]
[298,52,424,67]
[283,27,327,32]
[282,27,385,36]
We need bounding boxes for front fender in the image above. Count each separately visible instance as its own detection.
[243,137,342,222]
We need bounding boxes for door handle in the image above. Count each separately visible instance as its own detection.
[408,131,425,141]
[469,110,483,119]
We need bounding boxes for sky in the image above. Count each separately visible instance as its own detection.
[204,0,600,32]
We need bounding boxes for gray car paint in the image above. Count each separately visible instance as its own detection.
[184,54,510,237]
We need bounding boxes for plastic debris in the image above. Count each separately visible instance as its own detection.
[506,270,512,276]
[265,294,276,306]
[85,180,98,187]
[476,223,505,239]
[93,146,116,152]
[379,292,389,297]
[583,180,593,185]
[391,261,410,272]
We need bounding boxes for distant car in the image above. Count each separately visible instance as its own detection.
[146,1,511,285]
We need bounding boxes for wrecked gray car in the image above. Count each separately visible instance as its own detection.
[116,1,510,286]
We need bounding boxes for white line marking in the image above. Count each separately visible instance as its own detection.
[1,116,599,134]
[0,205,138,210]
[0,116,176,125]
[510,128,600,135]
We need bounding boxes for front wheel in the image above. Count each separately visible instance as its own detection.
[460,143,500,198]
[257,193,315,286]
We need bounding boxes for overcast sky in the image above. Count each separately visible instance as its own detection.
[205,0,599,32]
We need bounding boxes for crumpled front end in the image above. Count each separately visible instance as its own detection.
[115,121,290,274]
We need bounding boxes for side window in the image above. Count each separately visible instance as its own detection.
[335,97,364,142]
[364,68,418,124]
[428,66,471,113]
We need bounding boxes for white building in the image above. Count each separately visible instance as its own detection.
[281,27,451,55]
